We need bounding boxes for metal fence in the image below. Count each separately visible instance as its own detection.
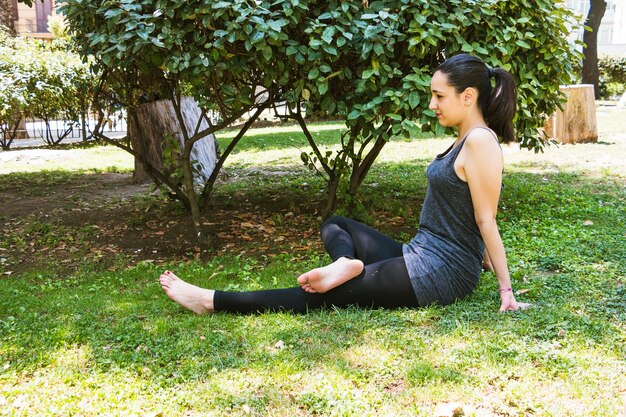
[3,102,280,149]
[7,111,128,148]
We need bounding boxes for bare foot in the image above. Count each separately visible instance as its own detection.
[159,270,215,314]
[297,257,364,293]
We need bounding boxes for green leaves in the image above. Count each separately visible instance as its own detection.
[0,28,94,148]
[321,26,336,44]
[598,55,626,84]
[55,0,582,209]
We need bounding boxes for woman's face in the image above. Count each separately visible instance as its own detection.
[429,71,466,128]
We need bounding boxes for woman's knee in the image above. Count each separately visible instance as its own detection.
[321,215,349,232]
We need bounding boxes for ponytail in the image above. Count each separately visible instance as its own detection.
[484,68,517,143]
[435,54,518,143]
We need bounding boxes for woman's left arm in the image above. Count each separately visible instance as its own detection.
[462,133,520,312]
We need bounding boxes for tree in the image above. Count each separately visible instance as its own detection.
[58,0,582,233]
[59,0,286,241]
[0,28,94,149]
[288,0,583,213]
[582,0,607,98]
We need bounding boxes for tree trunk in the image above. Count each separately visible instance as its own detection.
[323,174,340,218]
[545,85,598,143]
[582,0,607,98]
[127,97,217,185]
[0,0,16,35]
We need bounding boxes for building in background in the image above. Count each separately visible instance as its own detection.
[13,0,57,40]
[567,0,626,54]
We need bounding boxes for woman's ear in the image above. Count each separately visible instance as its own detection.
[462,87,477,106]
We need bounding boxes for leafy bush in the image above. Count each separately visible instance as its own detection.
[598,55,626,99]
[58,0,581,218]
[0,29,31,149]
[598,55,626,84]
[0,28,95,149]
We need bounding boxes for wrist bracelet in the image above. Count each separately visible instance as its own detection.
[499,287,513,293]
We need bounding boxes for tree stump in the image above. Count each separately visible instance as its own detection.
[544,84,598,144]
[127,97,217,184]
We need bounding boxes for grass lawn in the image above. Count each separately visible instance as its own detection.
[0,106,625,416]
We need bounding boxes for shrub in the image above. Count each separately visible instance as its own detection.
[598,55,626,99]
[58,0,582,219]
[0,28,94,148]
[598,55,626,84]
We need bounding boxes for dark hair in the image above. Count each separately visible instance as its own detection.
[436,54,517,143]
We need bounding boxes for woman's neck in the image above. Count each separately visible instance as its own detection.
[455,114,488,145]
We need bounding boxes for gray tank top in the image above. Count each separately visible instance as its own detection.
[402,128,495,306]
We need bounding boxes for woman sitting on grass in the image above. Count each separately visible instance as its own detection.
[160,53,525,314]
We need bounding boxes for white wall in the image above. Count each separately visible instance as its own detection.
[566,0,626,55]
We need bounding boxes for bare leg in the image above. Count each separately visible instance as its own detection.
[297,257,364,293]
[159,270,215,314]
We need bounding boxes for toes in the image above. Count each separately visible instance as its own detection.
[302,285,316,294]
[161,270,180,281]
[297,273,308,286]
[165,270,179,280]
[160,273,174,287]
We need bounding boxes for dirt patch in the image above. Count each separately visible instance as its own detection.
[0,170,328,275]
[1,173,149,219]
[0,141,423,275]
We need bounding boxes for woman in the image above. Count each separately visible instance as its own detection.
[159,53,523,314]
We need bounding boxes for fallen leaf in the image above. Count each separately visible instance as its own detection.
[389,216,405,225]
[516,289,531,295]
[583,220,594,226]
[2,271,13,276]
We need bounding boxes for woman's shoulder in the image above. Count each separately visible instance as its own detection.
[464,127,501,154]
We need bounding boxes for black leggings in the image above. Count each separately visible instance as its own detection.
[214,216,419,313]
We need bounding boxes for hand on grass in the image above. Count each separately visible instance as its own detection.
[499,292,531,312]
